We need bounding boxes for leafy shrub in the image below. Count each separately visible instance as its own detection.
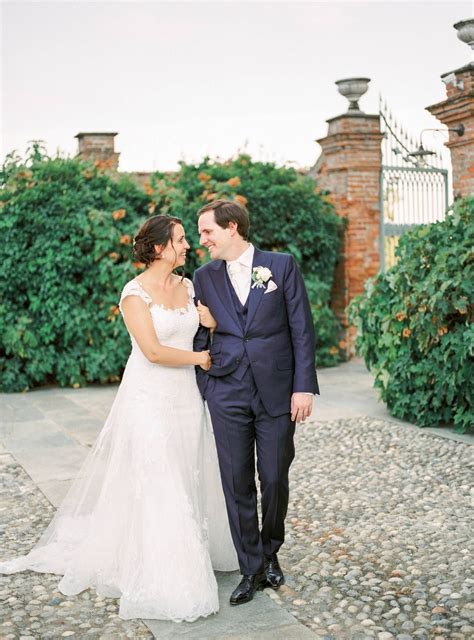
[148,155,344,365]
[0,146,150,391]
[0,149,343,392]
[349,197,474,433]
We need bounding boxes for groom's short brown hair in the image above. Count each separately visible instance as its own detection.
[198,199,250,240]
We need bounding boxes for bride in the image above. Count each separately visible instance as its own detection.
[0,214,238,622]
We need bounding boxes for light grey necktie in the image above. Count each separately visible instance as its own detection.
[227,262,247,305]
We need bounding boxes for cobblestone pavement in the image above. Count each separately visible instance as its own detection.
[1,416,473,639]
[0,455,153,640]
[271,417,474,640]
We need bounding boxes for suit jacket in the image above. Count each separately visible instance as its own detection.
[193,248,319,417]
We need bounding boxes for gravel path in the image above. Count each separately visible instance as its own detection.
[0,416,472,639]
[272,417,474,640]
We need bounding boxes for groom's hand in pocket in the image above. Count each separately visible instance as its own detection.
[291,393,313,423]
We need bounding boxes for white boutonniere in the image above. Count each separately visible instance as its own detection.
[252,266,273,289]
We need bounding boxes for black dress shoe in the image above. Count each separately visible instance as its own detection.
[265,553,285,589]
[229,572,267,606]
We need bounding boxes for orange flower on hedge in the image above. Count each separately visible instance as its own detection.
[108,304,120,319]
[437,326,448,336]
[95,158,115,171]
[227,176,241,187]
[82,169,93,180]
[143,181,154,196]
[206,193,218,201]
[120,234,132,245]
[133,261,145,270]
[148,202,156,214]
[395,311,406,322]
[112,208,126,221]
[109,252,119,261]
[195,248,206,259]
[198,172,211,183]
[329,346,339,355]
[402,328,411,338]
[338,340,347,350]
[234,194,248,206]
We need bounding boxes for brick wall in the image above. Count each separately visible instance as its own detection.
[314,113,383,354]
[427,63,474,199]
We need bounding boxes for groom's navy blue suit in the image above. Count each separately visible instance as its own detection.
[193,248,318,575]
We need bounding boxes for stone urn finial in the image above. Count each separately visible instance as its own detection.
[335,78,371,113]
[453,18,474,53]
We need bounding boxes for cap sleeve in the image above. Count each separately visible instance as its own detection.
[183,277,195,301]
[119,280,152,313]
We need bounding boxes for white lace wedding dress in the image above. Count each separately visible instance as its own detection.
[0,278,237,622]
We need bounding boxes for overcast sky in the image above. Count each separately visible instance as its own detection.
[1,1,471,172]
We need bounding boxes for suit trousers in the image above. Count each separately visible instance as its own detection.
[206,367,295,575]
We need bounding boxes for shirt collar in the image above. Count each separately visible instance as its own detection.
[227,244,254,270]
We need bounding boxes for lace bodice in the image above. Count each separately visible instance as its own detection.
[119,277,199,353]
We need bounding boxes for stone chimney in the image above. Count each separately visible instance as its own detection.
[75,132,120,171]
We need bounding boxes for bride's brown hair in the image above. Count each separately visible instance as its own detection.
[132,215,183,267]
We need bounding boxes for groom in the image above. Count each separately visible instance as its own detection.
[193,199,319,605]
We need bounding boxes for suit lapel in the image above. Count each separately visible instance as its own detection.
[245,248,272,331]
[209,260,242,333]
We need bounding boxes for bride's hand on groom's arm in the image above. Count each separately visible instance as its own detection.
[122,296,211,369]
[195,350,212,371]
[197,301,217,332]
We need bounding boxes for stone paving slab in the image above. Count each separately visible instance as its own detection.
[145,573,315,639]
[2,420,75,451]
[7,445,88,485]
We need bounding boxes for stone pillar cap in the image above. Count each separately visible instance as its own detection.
[75,132,118,138]
[441,61,474,80]
[326,112,380,124]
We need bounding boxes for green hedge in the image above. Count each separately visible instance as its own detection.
[0,148,343,392]
[148,155,344,365]
[0,146,150,391]
[349,197,474,433]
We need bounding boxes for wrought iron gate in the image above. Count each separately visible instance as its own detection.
[379,98,450,270]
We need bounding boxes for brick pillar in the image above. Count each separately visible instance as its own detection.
[426,62,474,199]
[75,132,120,171]
[314,113,383,354]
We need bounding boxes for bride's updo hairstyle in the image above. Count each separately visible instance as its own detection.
[132,215,183,267]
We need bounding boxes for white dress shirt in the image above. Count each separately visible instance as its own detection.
[226,244,254,306]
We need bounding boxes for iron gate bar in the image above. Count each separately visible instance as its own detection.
[379,98,450,271]
[382,165,450,175]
